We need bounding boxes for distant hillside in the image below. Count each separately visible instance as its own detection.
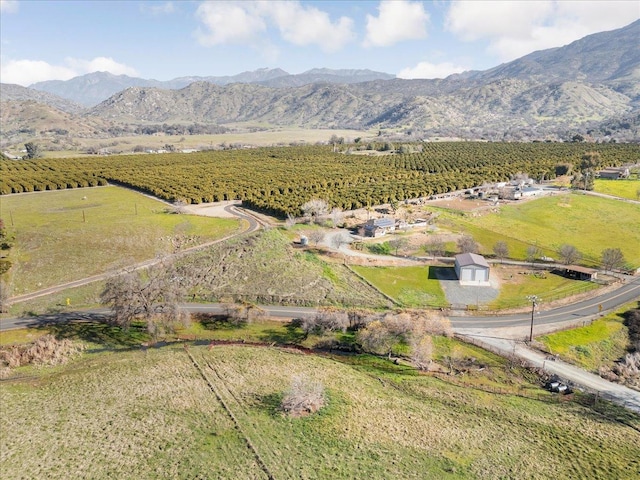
[0,83,84,113]
[4,20,639,144]
[29,68,394,106]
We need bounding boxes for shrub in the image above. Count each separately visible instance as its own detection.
[0,335,84,375]
[281,374,325,416]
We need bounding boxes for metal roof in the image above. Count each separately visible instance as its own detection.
[455,253,490,268]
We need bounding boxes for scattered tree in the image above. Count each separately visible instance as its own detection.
[301,199,329,223]
[330,232,351,250]
[100,261,188,338]
[356,320,394,356]
[601,248,625,274]
[23,142,43,160]
[424,237,445,259]
[525,245,541,266]
[281,374,325,416]
[306,229,325,246]
[457,235,479,254]
[558,244,582,265]
[224,302,267,326]
[388,236,408,255]
[411,335,433,371]
[301,308,349,335]
[329,207,343,228]
[492,241,509,263]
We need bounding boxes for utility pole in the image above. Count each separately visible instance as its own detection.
[527,295,540,343]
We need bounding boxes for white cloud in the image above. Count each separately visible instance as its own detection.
[398,61,468,79]
[0,0,19,14]
[195,1,354,52]
[195,1,266,46]
[259,1,355,52]
[141,1,175,15]
[0,57,138,86]
[446,0,640,61]
[363,0,429,47]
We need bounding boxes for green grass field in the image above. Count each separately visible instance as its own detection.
[538,303,634,372]
[488,267,600,310]
[351,265,448,307]
[0,186,241,296]
[594,179,640,201]
[441,193,640,267]
[1,341,638,479]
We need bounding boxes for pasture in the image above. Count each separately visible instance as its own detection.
[1,343,638,479]
[594,179,640,200]
[0,186,241,296]
[439,193,640,267]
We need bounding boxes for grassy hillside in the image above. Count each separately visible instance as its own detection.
[440,193,640,267]
[0,186,241,296]
[594,179,640,200]
[1,343,638,479]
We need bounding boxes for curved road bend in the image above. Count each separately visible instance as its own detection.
[7,204,261,305]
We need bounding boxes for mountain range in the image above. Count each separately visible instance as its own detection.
[1,20,638,147]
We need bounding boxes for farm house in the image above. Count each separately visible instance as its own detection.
[454,253,490,286]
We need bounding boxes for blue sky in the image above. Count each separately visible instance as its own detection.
[1,0,638,86]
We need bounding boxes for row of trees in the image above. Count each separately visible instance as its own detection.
[3,143,637,215]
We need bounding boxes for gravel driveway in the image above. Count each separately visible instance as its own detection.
[433,266,500,307]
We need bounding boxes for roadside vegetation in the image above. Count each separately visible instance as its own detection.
[539,302,640,390]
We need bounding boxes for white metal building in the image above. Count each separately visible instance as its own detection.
[454,253,490,286]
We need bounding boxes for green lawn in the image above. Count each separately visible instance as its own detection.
[538,302,634,372]
[351,265,448,307]
[442,193,640,267]
[594,178,640,200]
[0,186,241,295]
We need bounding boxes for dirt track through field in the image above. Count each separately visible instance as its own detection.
[182,345,275,480]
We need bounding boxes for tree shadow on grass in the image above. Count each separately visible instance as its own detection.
[28,312,149,349]
[258,322,307,344]
[256,392,285,417]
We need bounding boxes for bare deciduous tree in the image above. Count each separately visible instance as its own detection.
[306,229,325,246]
[100,261,188,339]
[388,236,408,256]
[281,374,325,416]
[411,335,433,371]
[526,245,541,266]
[301,199,329,224]
[424,237,445,259]
[330,232,351,250]
[457,235,479,254]
[558,244,581,265]
[330,207,343,228]
[224,302,267,326]
[493,241,509,263]
[357,320,395,356]
[301,308,349,335]
[601,248,625,274]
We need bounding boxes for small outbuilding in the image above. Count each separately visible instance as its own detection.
[454,253,490,285]
[559,265,598,281]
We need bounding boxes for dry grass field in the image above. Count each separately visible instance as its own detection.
[1,343,638,479]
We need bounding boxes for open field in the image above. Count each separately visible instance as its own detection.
[538,302,635,372]
[487,265,600,310]
[4,128,372,159]
[0,186,241,296]
[351,265,448,307]
[1,341,638,479]
[437,193,640,267]
[594,179,640,200]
